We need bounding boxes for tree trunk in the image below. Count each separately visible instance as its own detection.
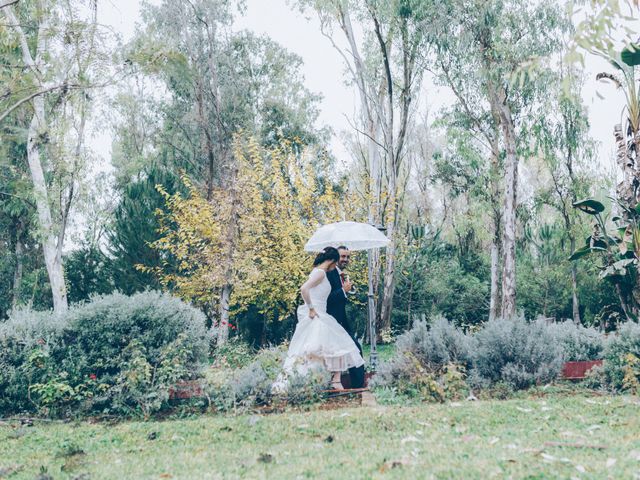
[379,224,397,335]
[217,283,231,344]
[489,237,501,321]
[495,94,518,319]
[28,96,68,313]
[12,220,24,310]
[570,237,581,324]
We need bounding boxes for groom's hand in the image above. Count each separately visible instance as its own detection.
[343,279,353,293]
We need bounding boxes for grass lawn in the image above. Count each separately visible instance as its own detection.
[2,393,640,479]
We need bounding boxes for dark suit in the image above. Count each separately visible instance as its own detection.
[326,268,365,388]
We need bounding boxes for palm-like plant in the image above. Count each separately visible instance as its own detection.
[596,43,640,208]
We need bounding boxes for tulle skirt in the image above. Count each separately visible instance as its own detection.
[272,306,364,393]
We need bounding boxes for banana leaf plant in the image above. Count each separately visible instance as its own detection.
[570,197,640,321]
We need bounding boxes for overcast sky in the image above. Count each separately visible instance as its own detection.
[94,0,630,178]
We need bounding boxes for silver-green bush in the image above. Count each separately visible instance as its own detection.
[470,315,564,389]
[547,320,605,361]
[205,347,330,412]
[0,291,208,417]
[602,322,640,390]
[371,316,471,399]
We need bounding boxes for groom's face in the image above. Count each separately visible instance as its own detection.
[338,248,351,269]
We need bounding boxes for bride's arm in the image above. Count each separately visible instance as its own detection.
[300,269,324,318]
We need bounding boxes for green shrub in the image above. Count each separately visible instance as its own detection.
[211,337,255,369]
[0,291,208,417]
[393,315,471,369]
[205,347,330,413]
[371,316,471,401]
[470,315,564,389]
[548,320,605,361]
[603,322,640,390]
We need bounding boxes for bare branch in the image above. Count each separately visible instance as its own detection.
[0,0,19,10]
[0,83,70,124]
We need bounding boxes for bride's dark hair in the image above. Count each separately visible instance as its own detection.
[313,246,339,266]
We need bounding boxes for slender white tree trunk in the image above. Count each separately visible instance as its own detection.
[498,109,518,319]
[218,283,231,344]
[489,238,501,321]
[12,220,24,309]
[28,95,68,312]
[488,81,518,319]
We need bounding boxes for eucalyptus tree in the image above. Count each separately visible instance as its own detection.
[1,0,107,312]
[532,70,595,324]
[295,0,431,336]
[424,0,566,318]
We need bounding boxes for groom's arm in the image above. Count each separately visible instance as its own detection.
[326,270,347,307]
[327,283,347,307]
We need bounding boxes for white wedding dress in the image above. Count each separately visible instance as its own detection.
[272,268,364,392]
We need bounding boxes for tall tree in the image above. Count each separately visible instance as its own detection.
[426,0,566,318]
[1,0,104,312]
[533,69,594,324]
[296,0,429,336]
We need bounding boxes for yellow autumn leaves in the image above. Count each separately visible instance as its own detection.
[140,135,359,324]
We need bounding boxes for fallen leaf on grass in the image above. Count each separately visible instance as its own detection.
[258,453,274,463]
[159,474,173,479]
[401,435,420,444]
[541,453,557,463]
[544,441,607,450]
[379,457,413,472]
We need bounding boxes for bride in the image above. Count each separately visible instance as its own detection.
[273,247,364,391]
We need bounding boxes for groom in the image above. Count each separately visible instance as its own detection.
[327,246,366,389]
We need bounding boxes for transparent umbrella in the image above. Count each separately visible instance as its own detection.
[304,221,390,252]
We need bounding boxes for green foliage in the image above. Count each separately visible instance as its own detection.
[204,347,329,413]
[371,316,471,401]
[393,234,489,330]
[470,315,564,389]
[547,320,606,361]
[211,337,255,369]
[64,246,114,304]
[0,291,208,417]
[602,321,640,390]
[376,313,587,398]
[107,168,182,296]
[109,334,193,418]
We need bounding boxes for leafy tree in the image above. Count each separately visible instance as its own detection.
[146,136,345,345]
[425,0,567,318]
[107,167,181,296]
[1,0,108,312]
